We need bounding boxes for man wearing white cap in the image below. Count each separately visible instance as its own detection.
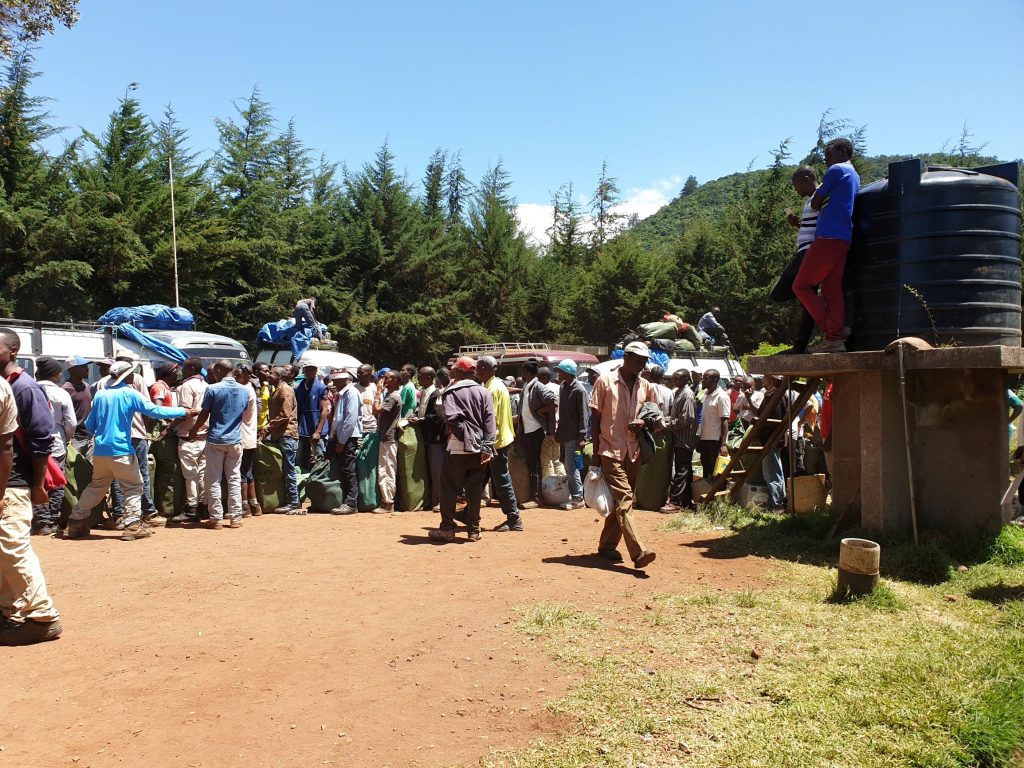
[66,361,188,542]
[588,342,658,570]
[328,369,362,515]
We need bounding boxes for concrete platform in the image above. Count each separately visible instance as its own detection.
[746,344,1021,536]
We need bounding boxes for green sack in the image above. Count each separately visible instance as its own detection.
[150,436,185,517]
[635,433,671,510]
[305,458,344,513]
[356,431,381,512]
[397,424,429,511]
[254,443,287,512]
[59,444,107,527]
[509,440,531,504]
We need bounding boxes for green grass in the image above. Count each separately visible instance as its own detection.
[481,508,1024,768]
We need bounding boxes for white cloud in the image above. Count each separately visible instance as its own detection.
[516,175,680,247]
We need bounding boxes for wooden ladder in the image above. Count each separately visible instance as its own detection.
[698,376,821,504]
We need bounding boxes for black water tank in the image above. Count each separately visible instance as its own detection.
[846,159,1022,351]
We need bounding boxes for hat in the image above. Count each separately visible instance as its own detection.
[95,358,115,367]
[477,355,498,369]
[65,355,89,369]
[300,359,319,370]
[114,352,136,363]
[108,360,134,386]
[452,356,477,373]
[623,341,651,359]
[374,367,391,380]
[35,356,61,380]
[503,376,516,387]
[330,369,352,380]
[556,359,578,376]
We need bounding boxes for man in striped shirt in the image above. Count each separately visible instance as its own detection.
[770,165,820,354]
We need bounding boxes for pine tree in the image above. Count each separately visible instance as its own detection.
[589,159,623,250]
[548,183,587,268]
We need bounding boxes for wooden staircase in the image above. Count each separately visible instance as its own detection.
[698,376,821,504]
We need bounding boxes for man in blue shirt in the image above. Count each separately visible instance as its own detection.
[67,362,188,542]
[328,370,362,515]
[295,362,329,472]
[190,360,251,529]
[794,138,861,353]
[698,308,728,348]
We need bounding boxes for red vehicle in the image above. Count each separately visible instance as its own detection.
[451,342,601,381]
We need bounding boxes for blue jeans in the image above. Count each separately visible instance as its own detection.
[762,446,785,508]
[275,436,300,507]
[111,438,155,517]
[561,440,583,500]
[488,445,518,518]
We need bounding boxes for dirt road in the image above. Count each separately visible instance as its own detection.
[2,507,768,768]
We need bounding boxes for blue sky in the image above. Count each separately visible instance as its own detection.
[30,0,1024,241]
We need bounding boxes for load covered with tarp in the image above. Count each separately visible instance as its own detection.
[98,305,194,331]
[257,317,331,361]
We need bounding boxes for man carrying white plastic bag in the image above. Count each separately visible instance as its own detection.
[588,343,658,570]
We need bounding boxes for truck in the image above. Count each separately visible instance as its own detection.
[0,317,250,386]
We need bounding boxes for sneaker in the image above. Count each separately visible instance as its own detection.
[494,516,524,532]
[31,525,58,536]
[142,510,160,524]
[203,519,223,530]
[102,515,126,531]
[249,502,263,517]
[658,503,681,514]
[330,504,357,515]
[370,506,392,515]
[228,518,243,529]
[0,618,62,646]
[428,528,456,542]
[65,518,91,540]
[285,507,307,516]
[570,497,584,509]
[467,531,482,542]
[807,339,846,354]
[597,549,623,563]
[121,523,155,541]
[241,507,251,518]
[633,550,657,569]
[520,500,540,510]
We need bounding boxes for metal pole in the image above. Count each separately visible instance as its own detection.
[169,156,180,307]
[897,343,919,546]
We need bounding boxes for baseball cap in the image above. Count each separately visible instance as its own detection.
[374,367,391,380]
[95,358,115,367]
[65,355,89,369]
[452,356,477,373]
[623,341,651,359]
[556,359,578,376]
[108,360,134,385]
[154,361,179,378]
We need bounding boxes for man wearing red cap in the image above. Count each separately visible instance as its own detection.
[429,357,496,542]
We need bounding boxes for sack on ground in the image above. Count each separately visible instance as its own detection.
[397,423,429,511]
[305,458,344,513]
[583,466,613,517]
[635,433,671,510]
[541,474,570,506]
[356,431,381,512]
[254,443,287,512]
[151,436,185,517]
[59,444,106,527]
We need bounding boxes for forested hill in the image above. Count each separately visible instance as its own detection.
[628,152,1005,256]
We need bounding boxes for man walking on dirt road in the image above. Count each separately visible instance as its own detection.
[588,342,658,570]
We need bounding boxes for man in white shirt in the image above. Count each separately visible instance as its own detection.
[696,369,731,480]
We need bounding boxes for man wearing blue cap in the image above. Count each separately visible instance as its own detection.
[62,355,93,457]
[555,360,587,510]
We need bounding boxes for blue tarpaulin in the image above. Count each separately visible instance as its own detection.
[97,305,194,331]
[113,324,187,364]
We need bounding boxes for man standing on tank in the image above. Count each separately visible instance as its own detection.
[794,138,860,354]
